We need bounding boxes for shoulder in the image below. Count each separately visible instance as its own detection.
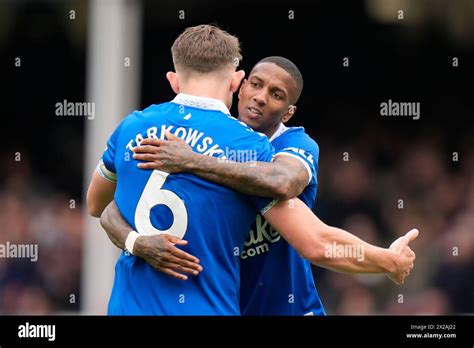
[127,103,170,120]
[114,104,172,131]
[274,126,319,156]
[223,115,270,144]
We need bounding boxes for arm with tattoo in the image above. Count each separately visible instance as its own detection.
[133,131,309,200]
[100,200,203,280]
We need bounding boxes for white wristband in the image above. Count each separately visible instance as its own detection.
[125,231,140,255]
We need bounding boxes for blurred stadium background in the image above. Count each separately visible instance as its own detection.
[0,0,473,314]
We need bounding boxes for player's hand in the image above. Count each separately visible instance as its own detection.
[134,233,203,281]
[387,229,418,285]
[132,131,195,173]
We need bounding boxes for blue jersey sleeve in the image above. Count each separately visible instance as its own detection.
[247,133,279,213]
[97,118,127,183]
[274,128,319,186]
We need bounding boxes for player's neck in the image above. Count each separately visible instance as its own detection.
[179,78,231,109]
[264,122,282,139]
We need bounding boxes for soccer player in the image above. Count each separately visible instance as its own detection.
[101,57,416,316]
[88,25,417,315]
[109,56,328,316]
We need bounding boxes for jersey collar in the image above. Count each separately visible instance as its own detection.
[172,93,231,115]
[269,122,289,142]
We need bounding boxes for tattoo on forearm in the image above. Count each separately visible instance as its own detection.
[189,155,307,199]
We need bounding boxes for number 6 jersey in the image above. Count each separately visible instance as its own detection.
[99,94,276,315]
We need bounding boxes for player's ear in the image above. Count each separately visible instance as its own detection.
[238,79,247,100]
[231,70,245,93]
[282,105,296,123]
[166,71,180,94]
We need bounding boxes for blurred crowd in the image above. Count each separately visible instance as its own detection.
[1,127,472,315]
[0,154,83,314]
[313,129,474,314]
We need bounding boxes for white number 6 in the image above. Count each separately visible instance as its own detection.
[135,170,188,238]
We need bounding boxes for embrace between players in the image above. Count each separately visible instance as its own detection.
[86,24,418,315]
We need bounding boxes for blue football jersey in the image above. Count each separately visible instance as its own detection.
[99,94,276,315]
[240,123,326,316]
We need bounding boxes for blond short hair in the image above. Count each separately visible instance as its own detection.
[171,24,242,75]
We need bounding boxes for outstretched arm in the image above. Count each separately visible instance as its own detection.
[133,132,308,200]
[263,198,418,284]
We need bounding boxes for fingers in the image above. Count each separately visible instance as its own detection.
[137,162,161,169]
[167,236,189,246]
[405,229,419,243]
[164,241,202,268]
[139,138,167,147]
[389,239,399,251]
[133,145,161,154]
[133,153,156,162]
[389,260,415,285]
[149,255,201,280]
[169,247,201,267]
[391,229,419,250]
[166,237,201,263]
[160,261,200,277]
[154,235,202,273]
[166,254,203,274]
[402,245,416,259]
[164,130,180,141]
[159,267,189,281]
